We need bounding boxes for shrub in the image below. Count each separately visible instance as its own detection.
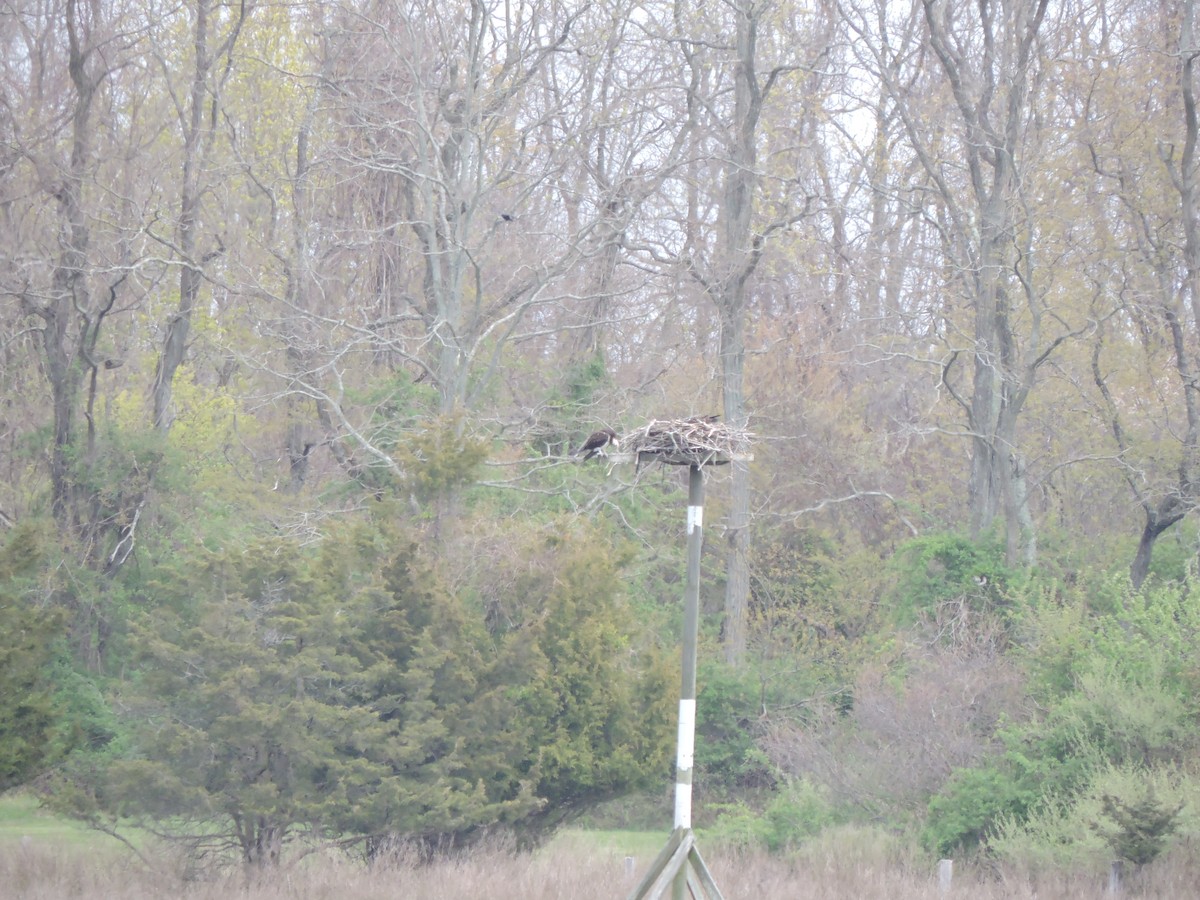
[1094,786,1182,867]
[989,765,1198,873]
[885,533,1012,627]
[708,778,837,852]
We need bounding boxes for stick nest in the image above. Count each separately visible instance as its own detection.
[623,416,753,467]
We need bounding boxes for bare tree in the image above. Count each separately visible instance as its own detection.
[149,0,248,432]
[240,0,696,498]
[765,604,1026,817]
[7,0,132,530]
[839,0,1090,566]
[322,0,622,416]
[1085,0,1200,587]
[658,0,830,664]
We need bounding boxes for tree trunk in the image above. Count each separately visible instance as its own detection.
[716,3,763,667]
[1131,503,1187,590]
[45,0,99,526]
[283,52,325,493]
[721,308,750,666]
[1130,0,1200,585]
[921,0,1049,564]
[152,0,245,431]
[151,1,209,431]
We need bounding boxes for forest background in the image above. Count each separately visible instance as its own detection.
[5,0,1200,885]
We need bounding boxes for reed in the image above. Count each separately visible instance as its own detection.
[4,833,1196,899]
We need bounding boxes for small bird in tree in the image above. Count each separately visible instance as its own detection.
[574,427,620,460]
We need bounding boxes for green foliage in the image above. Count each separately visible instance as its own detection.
[748,526,838,650]
[0,523,69,789]
[46,519,672,864]
[107,537,403,863]
[1140,519,1199,585]
[1095,787,1182,866]
[924,650,1194,857]
[483,525,675,829]
[69,421,186,508]
[50,663,121,756]
[346,372,438,438]
[709,777,837,852]
[886,532,1012,627]
[524,350,613,458]
[565,352,609,408]
[988,764,1200,871]
[694,659,776,796]
[343,535,533,842]
[393,414,488,502]
[923,574,1200,856]
[922,754,1044,856]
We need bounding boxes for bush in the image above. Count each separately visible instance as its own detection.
[989,765,1198,872]
[708,777,837,852]
[694,660,777,798]
[922,757,1043,857]
[767,624,1025,826]
[921,650,1191,858]
[1094,785,1183,866]
[885,533,1012,627]
[0,523,73,790]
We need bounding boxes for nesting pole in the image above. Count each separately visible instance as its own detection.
[617,417,751,900]
[675,464,703,836]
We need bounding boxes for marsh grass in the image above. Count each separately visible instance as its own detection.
[4,829,1199,899]
[2,800,1195,899]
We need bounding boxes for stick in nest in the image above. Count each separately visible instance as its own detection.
[622,416,753,467]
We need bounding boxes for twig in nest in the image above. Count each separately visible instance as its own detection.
[622,416,753,467]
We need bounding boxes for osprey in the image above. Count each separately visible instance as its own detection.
[574,427,619,460]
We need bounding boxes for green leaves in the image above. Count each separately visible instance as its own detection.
[885,532,1014,627]
[51,519,671,864]
[0,524,69,790]
[922,574,1200,859]
[1095,787,1183,867]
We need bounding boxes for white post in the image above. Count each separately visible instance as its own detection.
[1108,859,1123,895]
[938,858,953,894]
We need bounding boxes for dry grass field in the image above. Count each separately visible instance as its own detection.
[4,829,1198,899]
[3,796,1195,899]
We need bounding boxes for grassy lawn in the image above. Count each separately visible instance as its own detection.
[0,792,129,852]
[0,791,667,861]
[546,826,669,860]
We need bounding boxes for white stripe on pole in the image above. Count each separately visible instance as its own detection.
[674,781,693,830]
[674,698,696,829]
[676,698,696,770]
[688,505,703,533]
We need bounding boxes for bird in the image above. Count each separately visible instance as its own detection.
[574,427,620,460]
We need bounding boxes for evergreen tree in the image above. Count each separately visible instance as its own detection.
[0,524,68,789]
[50,520,672,864]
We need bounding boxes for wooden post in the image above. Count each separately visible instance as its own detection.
[938,858,953,894]
[626,452,730,900]
[675,464,703,832]
[1108,859,1123,895]
[672,464,704,899]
